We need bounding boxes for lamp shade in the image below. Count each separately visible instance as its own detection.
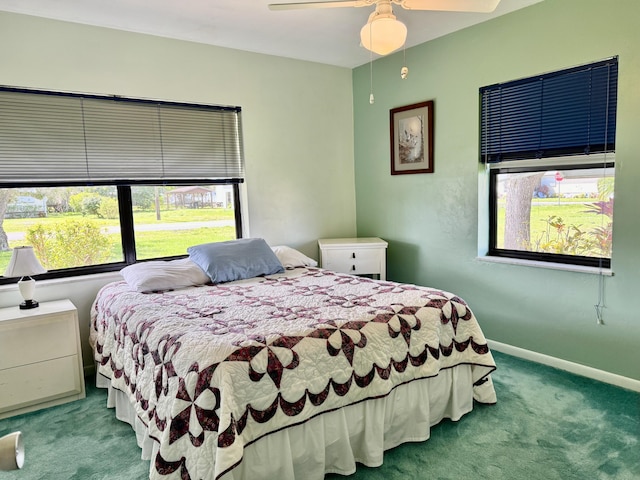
[360,11,407,56]
[3,246,47,278]
[0,431,24,470]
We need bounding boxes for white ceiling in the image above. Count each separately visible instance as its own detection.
[0,0,542,68]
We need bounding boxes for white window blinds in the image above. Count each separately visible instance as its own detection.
[0,88,244,184]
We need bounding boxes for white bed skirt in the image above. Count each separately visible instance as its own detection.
[97,365,493,480]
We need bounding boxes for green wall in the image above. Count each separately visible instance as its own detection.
[353,0,640,380]
[0,11,357,257]
[0,11,356,368]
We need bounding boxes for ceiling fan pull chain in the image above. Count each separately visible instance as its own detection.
[369,25,375,104]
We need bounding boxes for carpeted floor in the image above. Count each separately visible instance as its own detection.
[1,351,638,479]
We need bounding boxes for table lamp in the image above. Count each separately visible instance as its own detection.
[3,246,47,309]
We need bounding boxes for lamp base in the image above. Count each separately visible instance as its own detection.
[19,299,39,310]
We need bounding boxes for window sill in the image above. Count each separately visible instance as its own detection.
[0,271,122,293]
[476,255,613,276]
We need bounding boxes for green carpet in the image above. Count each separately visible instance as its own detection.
[1,352,638,479]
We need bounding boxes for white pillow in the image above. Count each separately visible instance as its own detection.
[270,245,318,269]
[120,258,210,292]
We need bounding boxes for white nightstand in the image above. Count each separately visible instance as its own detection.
[318,237,388,280]
[0,299,86,419]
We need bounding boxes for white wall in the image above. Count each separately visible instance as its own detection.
[0,12,357,369]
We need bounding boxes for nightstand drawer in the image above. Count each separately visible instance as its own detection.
[322,248,381,275]
[0,313,77,370]
[0,356,82,414]
[0,299,85,419]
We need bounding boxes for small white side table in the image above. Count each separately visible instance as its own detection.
[0,299,86,419]
[318,237,388,280]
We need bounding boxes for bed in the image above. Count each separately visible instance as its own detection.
[90,241,496,480]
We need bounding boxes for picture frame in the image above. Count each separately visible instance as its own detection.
[390,100,434,175]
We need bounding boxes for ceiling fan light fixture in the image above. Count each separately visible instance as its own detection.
[360,10,407,56]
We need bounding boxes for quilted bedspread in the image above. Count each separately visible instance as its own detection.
[90,267,496,480]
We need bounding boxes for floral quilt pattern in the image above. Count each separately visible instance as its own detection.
[90,268,496,480]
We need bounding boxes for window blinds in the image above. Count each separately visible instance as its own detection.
[0,87,244,184]
[480,57,618,164]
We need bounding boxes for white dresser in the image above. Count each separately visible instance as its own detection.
[0,299,86,419]
[318,237,388,280]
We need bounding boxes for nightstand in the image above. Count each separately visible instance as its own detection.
[0,299,86,419]
[318,237,388,280]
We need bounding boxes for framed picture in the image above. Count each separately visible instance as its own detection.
[390,100,434,175]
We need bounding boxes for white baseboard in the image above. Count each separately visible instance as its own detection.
[488,340,640,393]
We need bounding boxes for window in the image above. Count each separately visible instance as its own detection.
[480,58,618,268]
[131,184,239,261]
[0,186,125,274]
[0,184,241,279]
[0,87,244,282]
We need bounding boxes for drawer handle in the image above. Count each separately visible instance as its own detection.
[351,265,356,271]
[352,252,356,259]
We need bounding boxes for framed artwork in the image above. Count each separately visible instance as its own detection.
[390,100,434,175]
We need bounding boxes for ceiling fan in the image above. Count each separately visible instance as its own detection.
[269,0,501,55]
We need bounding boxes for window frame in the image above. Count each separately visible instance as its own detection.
[487,159,614,269]
[0,180,243,284]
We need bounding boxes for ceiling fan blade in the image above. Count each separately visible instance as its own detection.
[268,1,371,10]
[400,0,501,13]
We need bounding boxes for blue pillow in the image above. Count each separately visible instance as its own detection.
[187,238,284,284]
